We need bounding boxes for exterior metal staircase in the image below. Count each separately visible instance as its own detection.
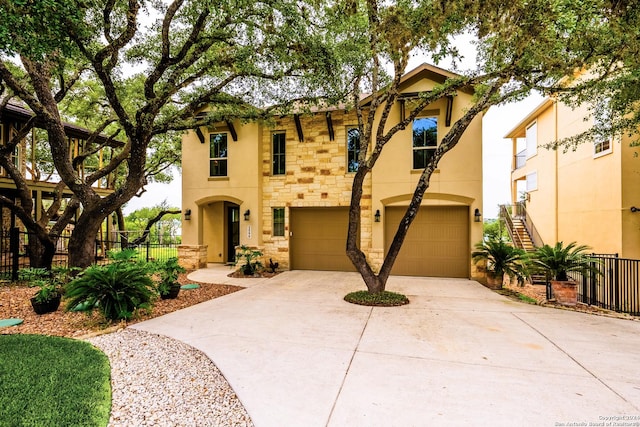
[510,217,536,253]
[500,203,547,284]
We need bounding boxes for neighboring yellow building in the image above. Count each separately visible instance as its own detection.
[179,64,485,278]
[505,97,640,258]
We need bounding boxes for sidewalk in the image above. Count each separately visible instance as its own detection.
[134,267,640,426]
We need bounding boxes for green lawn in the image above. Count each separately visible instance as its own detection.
[0,335,111,426]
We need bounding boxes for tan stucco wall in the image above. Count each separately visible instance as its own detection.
[509,96,640,258]
[181,121,262,257]
[621,133,640,258]
[182,68,484,275]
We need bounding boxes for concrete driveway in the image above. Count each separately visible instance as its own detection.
[133,267,640,427]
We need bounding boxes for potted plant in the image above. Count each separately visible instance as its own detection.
[234,245,263,276]
[20,268,62,315]
[472,237,528,290]
[155,257,186,299]
[531,241,600,305]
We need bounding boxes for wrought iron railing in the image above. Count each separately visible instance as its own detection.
[513,202,544,248]
[499,205,527,249]
[569,254,640,316]
[0,228,179,280]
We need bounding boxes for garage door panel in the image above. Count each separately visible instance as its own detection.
[385,206,469,278]
[290,208,355,271]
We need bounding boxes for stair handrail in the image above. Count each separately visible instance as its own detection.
[515,202,544,248]
[499,205,527,249]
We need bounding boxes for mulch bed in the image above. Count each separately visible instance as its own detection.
[0,273,244,338]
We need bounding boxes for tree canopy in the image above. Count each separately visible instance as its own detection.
[0,0,638,275]
[334,0,640,293]
[0,0,349,268]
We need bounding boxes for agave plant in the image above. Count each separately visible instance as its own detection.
[531,241,600,281]
[472,237,529,282]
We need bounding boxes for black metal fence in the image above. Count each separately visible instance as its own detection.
[0,228,179,281]
[569,254,640,316]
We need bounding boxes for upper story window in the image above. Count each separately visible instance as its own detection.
[272,132,286,175]
[347,127,361,173]
[273,207,285,236]
[209,133,228,177]
[593,99,612,157]
[525,121,537,158]
[526,171,538,192]
[413,117,437,169]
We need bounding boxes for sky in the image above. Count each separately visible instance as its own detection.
[122,36,546,219]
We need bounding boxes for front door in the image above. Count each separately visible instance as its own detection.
[227,206,240,263]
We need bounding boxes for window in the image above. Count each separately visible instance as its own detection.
[209,133,228,177]
[272,132,286,175]
[347,127,361,172]
[526,121,537,158]
[594,99,612,156]
[526,171,538,192]
[413,117,437,169]
[1,126,20,177]
[273,208,285,237]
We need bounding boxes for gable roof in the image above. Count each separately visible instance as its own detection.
[359,63,474,107]
[504,98,555,139]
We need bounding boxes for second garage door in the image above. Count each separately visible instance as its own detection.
[385,206,469,277]
[290,207,356,271]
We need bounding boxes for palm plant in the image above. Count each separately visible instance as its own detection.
[472,237,529,283]
[65,250,155,321]
[531,241,600,281]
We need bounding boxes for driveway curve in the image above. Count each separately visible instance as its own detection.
[134,268,640,427]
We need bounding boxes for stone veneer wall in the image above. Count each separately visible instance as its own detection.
[177,245,208,270]
[260,110,374,270]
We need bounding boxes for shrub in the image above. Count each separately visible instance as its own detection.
[152,257,186,296]
[472,237,529,283]
[531,241,600,281]
[234,245,263,275]
[65,250,155,321]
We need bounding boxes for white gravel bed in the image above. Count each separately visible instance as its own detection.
[87,328,254,427]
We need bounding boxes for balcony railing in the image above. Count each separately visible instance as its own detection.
[514,149,527,169]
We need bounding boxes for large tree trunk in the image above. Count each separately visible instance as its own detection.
[347,80,502,294]
[27,234,56,270]
[68,213,105,269]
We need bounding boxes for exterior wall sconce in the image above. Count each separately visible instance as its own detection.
[184,209,191,221]
[244,209,251,221]
[374,209,381,222]
[474,208,482,222]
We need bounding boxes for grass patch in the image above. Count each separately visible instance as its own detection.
[344,290,410,307]
[517,293,538,304]
[0,334,111,426]
[496,288,539,305]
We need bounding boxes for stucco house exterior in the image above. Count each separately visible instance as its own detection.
[505,96,640,258]
[179,64,485,278]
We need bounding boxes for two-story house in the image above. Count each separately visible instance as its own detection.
[505,96,640,258]
[179,64,485,278]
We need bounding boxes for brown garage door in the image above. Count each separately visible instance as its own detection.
[290,207,356,271]
[385,206,469,277]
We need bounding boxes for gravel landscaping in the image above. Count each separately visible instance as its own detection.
[88,329,253,427]
[0,274,254,426]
